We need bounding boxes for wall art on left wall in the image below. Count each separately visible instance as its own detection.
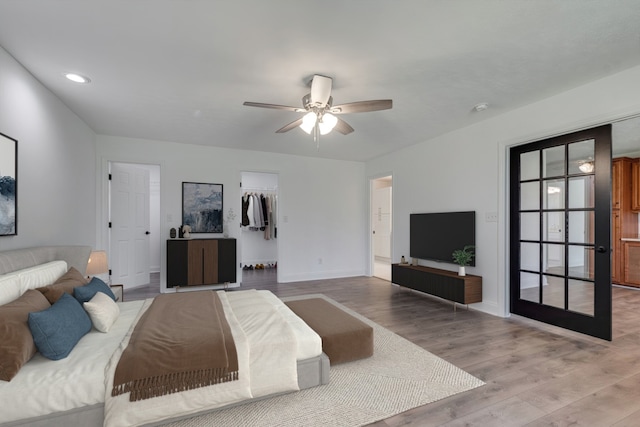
[0,132,17,236]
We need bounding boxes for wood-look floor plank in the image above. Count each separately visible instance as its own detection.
[125,271,640,426]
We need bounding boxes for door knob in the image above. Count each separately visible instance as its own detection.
[145,231,150,235]
[596,246,607,253]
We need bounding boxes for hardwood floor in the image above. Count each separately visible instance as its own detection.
[125,270,640,426]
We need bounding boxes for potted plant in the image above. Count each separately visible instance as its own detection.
[452,245,475,276]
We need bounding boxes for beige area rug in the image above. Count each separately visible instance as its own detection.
[166,294,484,427]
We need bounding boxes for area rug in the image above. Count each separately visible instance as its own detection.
[165,294,484,427]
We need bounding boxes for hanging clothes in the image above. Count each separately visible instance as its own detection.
[241,194,250,226]
[247,193,255,228]
[264,195,271,240]
[240,190,277,240]
[260,194,267,231]
[270,194,277,239]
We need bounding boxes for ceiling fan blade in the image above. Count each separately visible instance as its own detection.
[333,117,354,135]
[275,118,304,133]
[243,101,304,113]
[310,75,332,107]
[330,99,392,114]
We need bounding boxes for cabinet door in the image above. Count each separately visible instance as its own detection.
[166,240,188,288]
[612,159,622,209]
[612,211,621,283]
[217,239,236,283]
[187,240,204,285]
[202,240,219,284]
[391,264,412,288]
[187,240,218,285]
[624,242,640,286]
[633,159,640,212]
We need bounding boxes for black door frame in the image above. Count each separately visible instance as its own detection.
[510,125,612,340]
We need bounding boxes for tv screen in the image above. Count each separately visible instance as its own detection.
[410,211,475,266]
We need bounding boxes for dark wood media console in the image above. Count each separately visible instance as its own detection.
[391,264,482,305]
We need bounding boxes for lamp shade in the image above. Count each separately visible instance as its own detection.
[300,112,317,134]
[318,113,338,135]
[86,250,108,276]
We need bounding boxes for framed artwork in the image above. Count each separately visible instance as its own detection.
[182,182,223,233]
[0,132,17,236]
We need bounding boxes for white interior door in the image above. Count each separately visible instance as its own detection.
[110,163,150,288]
[373,187,392,259]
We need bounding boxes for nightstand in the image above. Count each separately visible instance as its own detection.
[110,284,124,302]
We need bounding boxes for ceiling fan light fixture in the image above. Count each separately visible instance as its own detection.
[578,160,594,173]
[318,113,338,135]
[300,112,317,134]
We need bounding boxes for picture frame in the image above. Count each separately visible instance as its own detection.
[182,182,223,233]
[0,132,17,236]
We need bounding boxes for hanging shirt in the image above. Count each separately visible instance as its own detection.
[241,194,250,226]
[247,194,255,228]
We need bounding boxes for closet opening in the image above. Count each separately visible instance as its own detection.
[240,171,279,287]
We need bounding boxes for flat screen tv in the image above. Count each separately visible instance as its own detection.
[410,211,475,266]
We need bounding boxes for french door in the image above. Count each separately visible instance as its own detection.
[510,125,612,340]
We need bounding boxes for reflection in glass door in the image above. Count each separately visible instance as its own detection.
[510,125,612,340]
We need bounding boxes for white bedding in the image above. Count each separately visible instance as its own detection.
[0,285,321,427]
[0,300,145,424]
[104,289,320,427]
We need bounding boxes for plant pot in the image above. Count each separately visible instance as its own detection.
[458,266,466,276]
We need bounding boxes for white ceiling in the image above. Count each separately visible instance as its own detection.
[1,0,639,161]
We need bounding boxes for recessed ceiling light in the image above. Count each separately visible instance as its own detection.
[473,102,489,112]
[64,73,91,84]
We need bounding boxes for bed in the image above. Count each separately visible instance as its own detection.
[0,246,329,427]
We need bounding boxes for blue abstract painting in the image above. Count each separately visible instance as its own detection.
[182,182,223,233]
[0,133,17,236]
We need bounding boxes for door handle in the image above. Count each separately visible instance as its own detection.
[145,231,150,235]
[596,246,607,253]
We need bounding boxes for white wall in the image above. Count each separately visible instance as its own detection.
[95,136,367,290]
[366,64,640,317]
[0,46,96,252]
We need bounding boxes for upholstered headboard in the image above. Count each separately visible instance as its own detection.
[0,246,92,276]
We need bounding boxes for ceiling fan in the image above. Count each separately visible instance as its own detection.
[243,75,392,149]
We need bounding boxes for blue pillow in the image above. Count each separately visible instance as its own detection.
[73,277,116,303]
[28,293,92,360]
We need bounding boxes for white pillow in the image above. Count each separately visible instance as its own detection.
[18,261,68,294]
[83,291,120,332]
[0,273,22,305]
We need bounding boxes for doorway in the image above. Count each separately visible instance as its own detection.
[109,162,161,289]
[509,125,612,340]
[240,171,279,286]
[371,175,392,281]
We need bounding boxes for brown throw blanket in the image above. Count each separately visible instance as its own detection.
[112,291,238,401]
